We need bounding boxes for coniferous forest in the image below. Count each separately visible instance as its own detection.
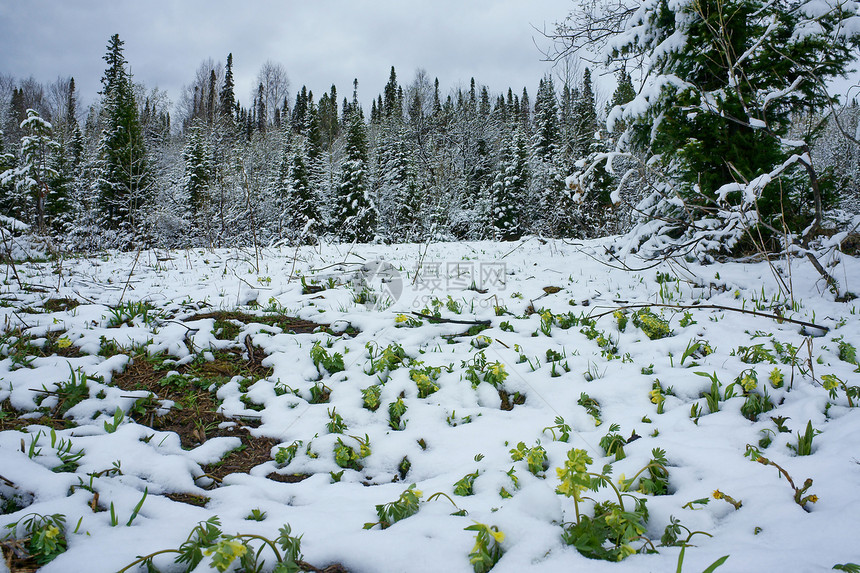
[2,29,857,254]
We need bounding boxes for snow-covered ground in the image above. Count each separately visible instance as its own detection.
[1,238,858,572]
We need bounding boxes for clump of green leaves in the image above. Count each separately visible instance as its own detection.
[3,513,67,565]
[117,516,304,573]
[310,341,345,376]
[580,323,618,357]
[614,310,628,331]
[822,374,859,407]
[510,441,549,475]
[361,385,382,411]
[366,342,407,376]
[308,381,331,404]
[631,308,672,340]
[555,449,649,561]
[394,314,423,327]
[787,421,819,456]
[619,448,670,496]
[465,522,505,573]
[577,392,602,426]
[411,364,442,398]
[334,435,371,470]
[542,416,571,442]
[245,509,266,521]
[599,424,626,461]
[454,470,480,496]
[44,365,92,417]
[274,440,302,466]
[733,343,776,364]
[363,484,423,529]
[836,337,858,368]
[326,407,347,433]
[462,351,508,389]
[106,300,159,328]
[539,310,554,336]
[389,398,407,430]
[735,370,774,421]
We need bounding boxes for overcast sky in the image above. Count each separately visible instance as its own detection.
[0,0,573,114]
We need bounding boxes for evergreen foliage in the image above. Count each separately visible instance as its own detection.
[96,34,150,235]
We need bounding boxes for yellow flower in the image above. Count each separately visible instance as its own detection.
[57,337,72,349]
[649,389,664,404]
[395,314,410,323]
[204,539,247,560]
[44,525,60,541]
[712,489,724,500]
[412,489,423,498]
[807,495,818,503]
[617,473,626,486]
[489,528,505,544]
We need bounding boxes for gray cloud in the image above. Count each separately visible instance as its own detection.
[0,0,570,113]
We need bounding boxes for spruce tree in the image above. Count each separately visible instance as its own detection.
[0,133,15,218]
[607,0,860,235]
[11,109,60,233]
[219,53,236,123]
[572,68,597,160]
[283,135,320,242]
[96,34,149,233]
[335,83,376,242]
[490,128,528,240]
[183,120,211,221]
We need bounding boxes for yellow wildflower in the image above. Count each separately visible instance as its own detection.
[57,337,72,349]
[489,527,505,543]
[44,525,60,541]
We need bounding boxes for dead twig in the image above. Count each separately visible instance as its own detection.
[588,302,829,333]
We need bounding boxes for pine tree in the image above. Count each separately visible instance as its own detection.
[96,34,149,234]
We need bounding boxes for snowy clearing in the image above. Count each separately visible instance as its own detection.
[1,238,858,572]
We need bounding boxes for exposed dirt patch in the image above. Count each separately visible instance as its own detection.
[186,311,338,336]
[203,436,280,483]
[41,298,81,312]
[499,389,526,411]
[164,493,210,506]
[115,350,268,449]
[266,472,313,484]
[0,413,75,432]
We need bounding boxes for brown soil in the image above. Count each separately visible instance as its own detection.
[41,298,81,312]
[499,389,526,411]
[186,310,336,335]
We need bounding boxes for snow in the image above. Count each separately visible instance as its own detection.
[1,239,859,572]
